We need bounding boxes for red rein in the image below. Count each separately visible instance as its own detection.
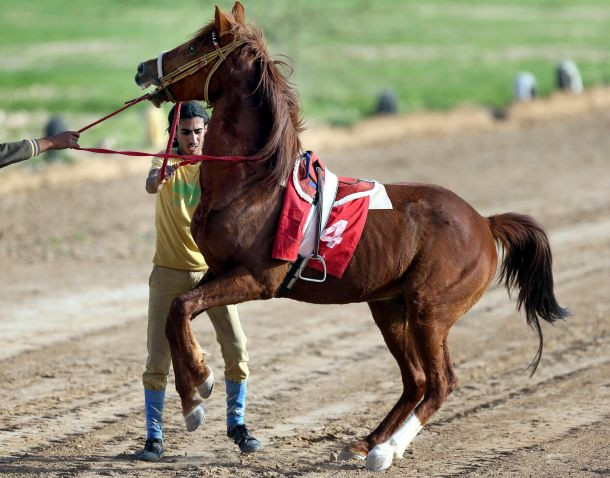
[160,99,182,181]
[74,94,257,179]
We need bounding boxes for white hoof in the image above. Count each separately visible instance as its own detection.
[338,447,366,461]
[365,443,394,472]
[196,370,215,399]
[184,404,205,432]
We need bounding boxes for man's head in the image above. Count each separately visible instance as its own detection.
[168,101,209,155]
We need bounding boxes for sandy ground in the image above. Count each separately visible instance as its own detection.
[0,104,609,477]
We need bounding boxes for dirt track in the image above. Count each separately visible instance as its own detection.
[0,107,609,477]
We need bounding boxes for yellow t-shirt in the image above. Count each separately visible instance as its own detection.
[151,154,207,271]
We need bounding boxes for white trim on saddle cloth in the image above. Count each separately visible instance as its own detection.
[291,155,393,211]
[334,180,393,210]
[292,155,315,203]
[291,155,393,259]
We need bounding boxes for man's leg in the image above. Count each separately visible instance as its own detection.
[140,266,194,461]
[207,305,262,453]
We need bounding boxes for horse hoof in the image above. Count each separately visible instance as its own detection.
[184,404,206,432]
[365,443,394,472]
[338,446,366,461]
[196,369,215,399]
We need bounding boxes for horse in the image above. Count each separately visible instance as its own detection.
[134,2,568,471]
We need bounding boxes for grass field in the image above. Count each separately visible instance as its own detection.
[1,0,609,146]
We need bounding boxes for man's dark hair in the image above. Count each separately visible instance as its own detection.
[167,101,209,130]
[167,101,209,148]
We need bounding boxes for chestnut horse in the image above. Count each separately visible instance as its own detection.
[134,2,567,471]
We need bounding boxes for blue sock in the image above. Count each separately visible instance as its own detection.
[226,379,247,430]
[144,388,165,441]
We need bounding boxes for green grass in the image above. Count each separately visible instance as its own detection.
[1,0,609,145]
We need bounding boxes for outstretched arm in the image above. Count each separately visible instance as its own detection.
[0,131,80,169]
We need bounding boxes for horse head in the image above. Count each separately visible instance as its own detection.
[134,1,248,108]
[134,0,303,186]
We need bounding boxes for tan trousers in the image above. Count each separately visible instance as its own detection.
[143,265,249,391]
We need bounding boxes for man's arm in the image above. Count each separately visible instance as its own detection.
[145,164,177,194]
[0,141,35,169]
[0,131,80,169]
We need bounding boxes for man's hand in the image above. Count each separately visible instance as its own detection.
[161,164,177,182]
[49,131,80,149]
[145,165,177,194]
[38,131,80,153]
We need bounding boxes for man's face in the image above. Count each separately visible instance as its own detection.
[177,117,206,155]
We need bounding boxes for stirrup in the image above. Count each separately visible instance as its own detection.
[298,254,327,283]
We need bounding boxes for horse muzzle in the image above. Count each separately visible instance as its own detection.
[134,60,160,90]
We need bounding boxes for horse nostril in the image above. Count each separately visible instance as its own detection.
[137,63,144,75]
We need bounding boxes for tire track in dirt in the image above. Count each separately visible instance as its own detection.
[459,420,610,477]
[405,366,609,477]
[1,213,608,477]
[256,270,609,477]
[1,110,608,476]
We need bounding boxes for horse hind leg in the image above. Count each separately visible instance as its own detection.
[364,303,460,472]
[443,337,458,395]
[339,298,425,469]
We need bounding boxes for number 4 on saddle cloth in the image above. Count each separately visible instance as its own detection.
[272,151,393,286]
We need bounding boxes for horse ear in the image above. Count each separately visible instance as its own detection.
[232,1,246,24]
[215,4,231,36]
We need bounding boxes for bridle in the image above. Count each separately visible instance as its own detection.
[155,31,246,105]
[73,31,257,175]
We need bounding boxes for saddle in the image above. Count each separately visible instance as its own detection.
[273,151,392,294]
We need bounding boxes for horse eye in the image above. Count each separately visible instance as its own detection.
[188,44,197,54]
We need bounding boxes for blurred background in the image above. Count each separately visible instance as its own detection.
[1,3,609,476]
[1,0,609,154]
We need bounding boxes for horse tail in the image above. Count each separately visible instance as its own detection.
[488,213,569,375]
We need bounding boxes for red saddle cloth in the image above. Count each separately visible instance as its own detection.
[272,152,374,278]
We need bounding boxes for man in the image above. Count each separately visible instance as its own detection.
[140,101,261,461]
[0,131,80,169]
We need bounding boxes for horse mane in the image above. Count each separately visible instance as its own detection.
[195,21,305,186]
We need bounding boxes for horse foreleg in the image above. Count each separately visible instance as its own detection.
[165,321,206,431]
[164,267,264,430]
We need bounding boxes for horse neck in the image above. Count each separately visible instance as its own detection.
[199,94,275,206]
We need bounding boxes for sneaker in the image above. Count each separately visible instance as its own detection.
[227,424,262,454]
[138,438,163,461]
